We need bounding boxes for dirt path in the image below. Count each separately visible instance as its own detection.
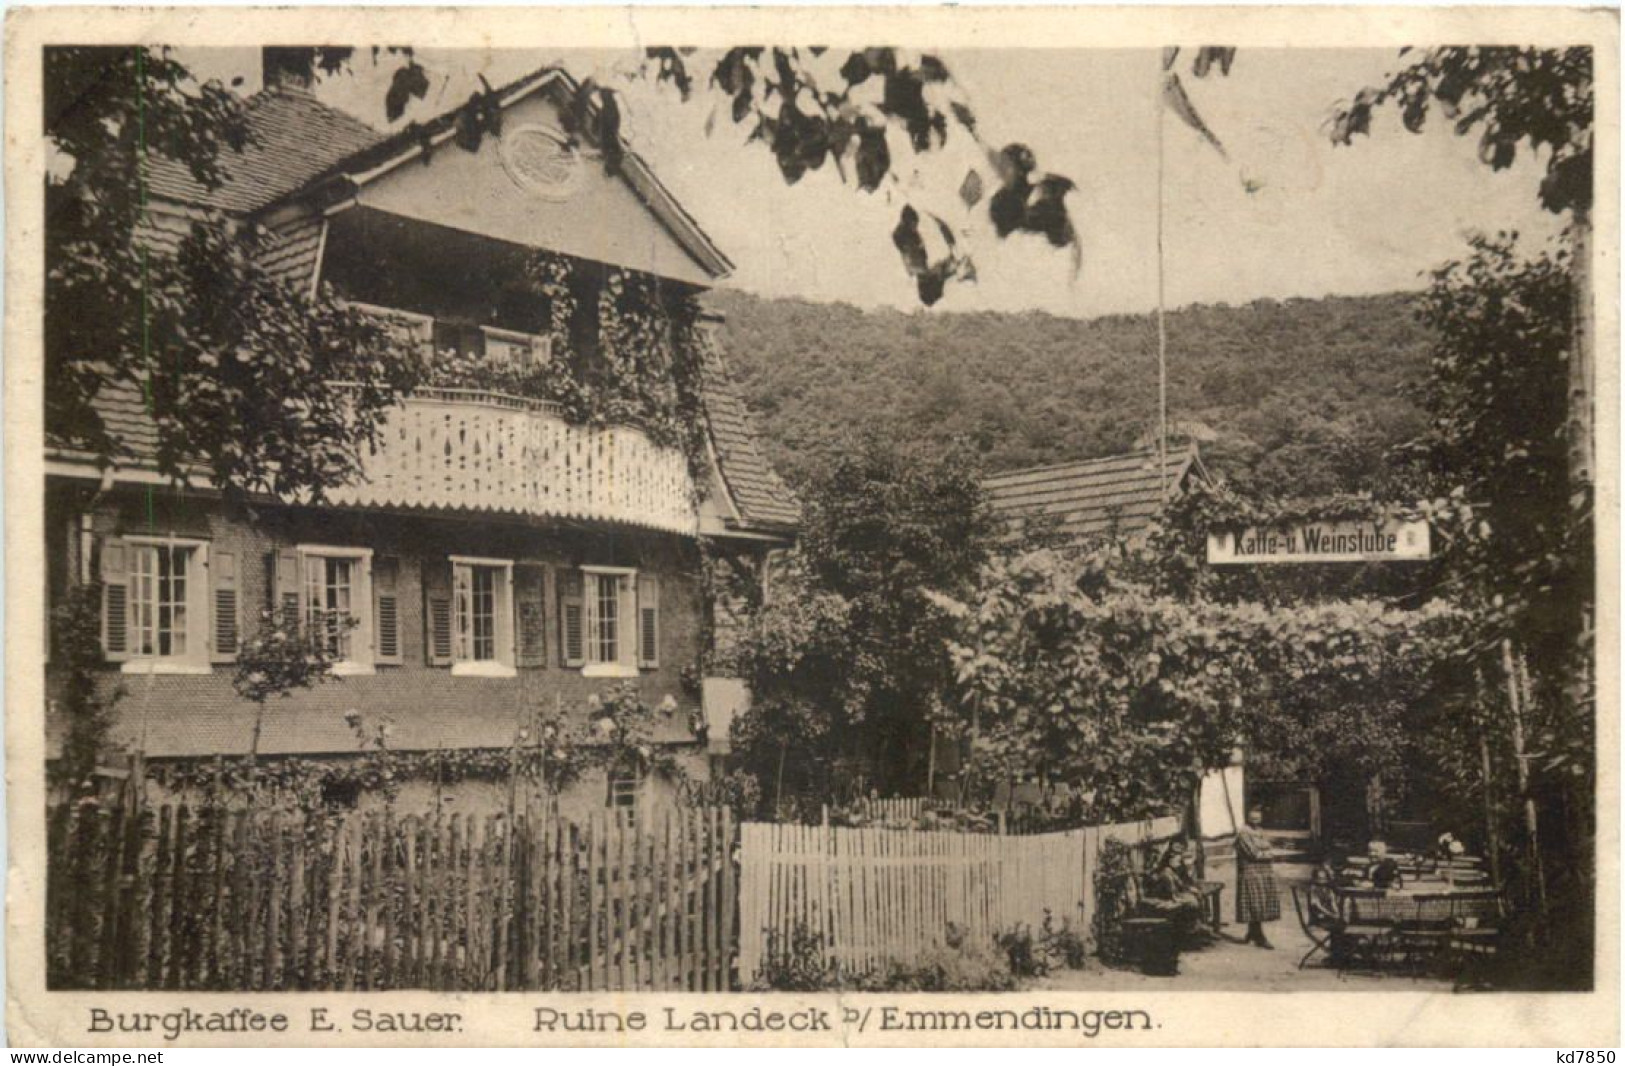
[1036,914,1456,993]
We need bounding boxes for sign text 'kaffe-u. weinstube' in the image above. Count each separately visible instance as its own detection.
[1206,519,1431,565]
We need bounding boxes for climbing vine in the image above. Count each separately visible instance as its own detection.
[156,682,696,814]
[49,584,124,794]
[426,252,714,492]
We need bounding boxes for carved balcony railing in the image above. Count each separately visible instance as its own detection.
[328,386,698,534]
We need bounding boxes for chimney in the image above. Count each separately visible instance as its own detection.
[262,47,315,93]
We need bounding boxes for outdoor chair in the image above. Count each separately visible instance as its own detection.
[1290,884,1335,970]
[1442,887,1507,989]
[1297,875,1392,972]
[1389,894,1456,975]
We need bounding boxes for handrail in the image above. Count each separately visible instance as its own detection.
[328,380,566,417]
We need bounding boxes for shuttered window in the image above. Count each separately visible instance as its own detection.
[558,570,585,668]
[373,557,402,664]
[449,556,515,677]
[515,564,548,668]
[211,550,239,663]
[637,573,660,669]
[100,539,129,662]
[102,536,210,672]
[580,566,638,678]
[423,559,455,667]
[291,546,375,673]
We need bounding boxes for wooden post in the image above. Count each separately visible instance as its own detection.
[1500,639,1546,916]
[1479,727,1503,888]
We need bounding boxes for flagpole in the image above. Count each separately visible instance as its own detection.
[1155,59,1169,501]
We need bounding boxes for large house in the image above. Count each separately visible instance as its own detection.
[44,55,798,818]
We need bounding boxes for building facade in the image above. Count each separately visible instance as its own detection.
[45,59,798,818]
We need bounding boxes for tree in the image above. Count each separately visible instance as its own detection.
[1330,47,1594,539]
[939,546,1458,827]
[1332,51,1595,966]
[725,437,998,810]
[46,47,420,500]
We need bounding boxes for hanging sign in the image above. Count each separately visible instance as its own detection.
[1207,519,1431,565]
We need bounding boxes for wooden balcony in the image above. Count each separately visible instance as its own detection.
[328,387,698,534]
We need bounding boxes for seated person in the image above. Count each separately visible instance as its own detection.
[1140,840,1206,939]
[1366,840,1404,889]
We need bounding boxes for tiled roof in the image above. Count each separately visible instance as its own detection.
[984,447,1195,545]
[144,88,385,214]
[257,213,326,291]
[702,359,801,532]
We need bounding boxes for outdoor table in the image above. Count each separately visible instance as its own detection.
[1332,884,1504,972]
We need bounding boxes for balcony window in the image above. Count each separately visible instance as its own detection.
[480,325,551,373]
[344,301,434,352]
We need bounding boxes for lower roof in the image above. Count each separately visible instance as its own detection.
[984,447,1195,544]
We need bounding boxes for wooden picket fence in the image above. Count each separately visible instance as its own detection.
[46,799,735,992]
[736,815,1180,981]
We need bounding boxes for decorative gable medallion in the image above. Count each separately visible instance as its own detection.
[499,125,582,201]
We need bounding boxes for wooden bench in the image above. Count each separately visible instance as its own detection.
[1118,873,1222,975]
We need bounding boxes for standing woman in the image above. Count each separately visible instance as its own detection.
[1236,806,1281,948]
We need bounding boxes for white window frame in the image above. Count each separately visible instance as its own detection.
[343,301,434,348]
[121,536,211,675]
[450,555,516,678]
[297,544,375,676]
[607,760,648,809]
[480,325,551,371]
[580,565,638,678]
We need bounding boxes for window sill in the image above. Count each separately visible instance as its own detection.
[452,661,517,679]
[331,662,376,677]
[119,660,212,676]
[583,663,639,679]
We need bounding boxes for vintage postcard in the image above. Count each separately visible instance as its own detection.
[5,4,1619,1048]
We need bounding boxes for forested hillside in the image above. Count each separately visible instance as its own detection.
[706,289,1435,498]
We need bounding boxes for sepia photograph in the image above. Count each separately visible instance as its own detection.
[6,6,1617,1045]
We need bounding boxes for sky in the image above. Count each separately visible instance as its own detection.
[181,46,1565,318]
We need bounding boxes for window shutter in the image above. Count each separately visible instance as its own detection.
[423,559,454,666]
[516,564,548,668]
[273,548,302,629]
[100,538,130,662]
[452,564,474,662]
[637,573,660,669]
[210,549,239,663]
[618,575,637,668]
[558,570,585,668]
[373,557,402,664]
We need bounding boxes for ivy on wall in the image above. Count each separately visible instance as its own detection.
[427,251,714,493]
[155,682,697,814]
